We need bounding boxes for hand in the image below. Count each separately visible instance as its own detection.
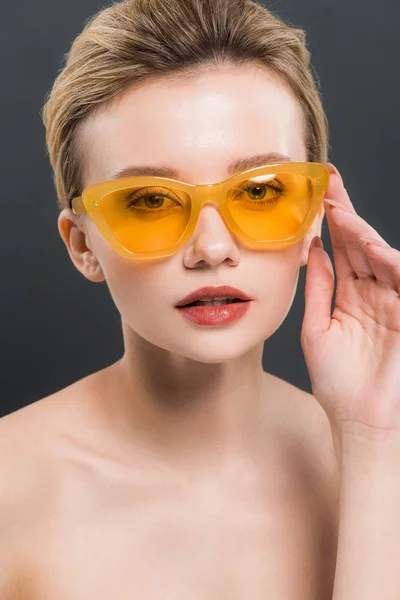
[301,163,400,442]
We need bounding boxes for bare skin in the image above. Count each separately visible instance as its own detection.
[1,64,340,597]
[0,365,339,600]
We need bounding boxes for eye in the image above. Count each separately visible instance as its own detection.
[126,187,181,210]
[234,178,287,208]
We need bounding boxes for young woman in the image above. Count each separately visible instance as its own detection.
[1,0,399,598]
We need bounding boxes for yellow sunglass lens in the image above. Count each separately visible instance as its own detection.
[100,185,191,253]
[227,172,313,240]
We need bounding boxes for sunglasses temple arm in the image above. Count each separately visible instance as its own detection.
[70,196,87,215]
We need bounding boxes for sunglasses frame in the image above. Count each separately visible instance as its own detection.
[70,161,330,260]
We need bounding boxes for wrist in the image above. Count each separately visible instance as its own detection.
[331,421,400,468]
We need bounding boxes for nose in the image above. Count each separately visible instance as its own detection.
[182,203,241,268]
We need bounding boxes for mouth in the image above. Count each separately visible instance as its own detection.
[181,298,250,308]
[175,296,253,326]
[175,286,253,308]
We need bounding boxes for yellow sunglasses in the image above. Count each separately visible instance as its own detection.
[71,161,329,260]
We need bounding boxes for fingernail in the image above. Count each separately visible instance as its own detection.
[310,236,324,250]
[324,199,352,213]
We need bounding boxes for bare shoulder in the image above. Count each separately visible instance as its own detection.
[0,378,96,597]
[264,372,340,522]
[265,372,338,456]
[0,394,60,594]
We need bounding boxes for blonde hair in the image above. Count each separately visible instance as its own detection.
[41,0,330,213]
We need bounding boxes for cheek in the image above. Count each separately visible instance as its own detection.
[99,254,174,325]
[255,250,301,331]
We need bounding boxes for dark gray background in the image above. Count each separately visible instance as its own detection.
[1,0,399,418]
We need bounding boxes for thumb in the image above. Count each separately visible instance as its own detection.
[302,236,335,342]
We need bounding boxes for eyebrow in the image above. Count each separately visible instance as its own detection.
[109,152,293,182]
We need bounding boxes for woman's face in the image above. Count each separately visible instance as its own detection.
[59,64,325,363]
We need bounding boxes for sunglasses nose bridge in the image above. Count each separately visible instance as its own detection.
[191,180,226,210]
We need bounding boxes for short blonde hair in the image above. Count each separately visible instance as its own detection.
[41,0,329,213]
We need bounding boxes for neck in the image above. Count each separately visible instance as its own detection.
[90,328,271,475]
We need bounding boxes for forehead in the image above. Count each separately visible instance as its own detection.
[78,64,306,186]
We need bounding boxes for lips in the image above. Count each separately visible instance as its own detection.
[175,285,253,308]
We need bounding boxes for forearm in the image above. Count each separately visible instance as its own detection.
[332,430,400,600]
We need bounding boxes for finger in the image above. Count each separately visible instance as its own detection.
[323,164,399,293]
[303,236,335,338]
[322,172,358,280]
[326,205,377,280]
[324,203,398,292]
[325,162,357,212]
[324,198,387,244]
[359,239,400,294]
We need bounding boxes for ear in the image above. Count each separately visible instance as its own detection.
[58,209,105,283]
